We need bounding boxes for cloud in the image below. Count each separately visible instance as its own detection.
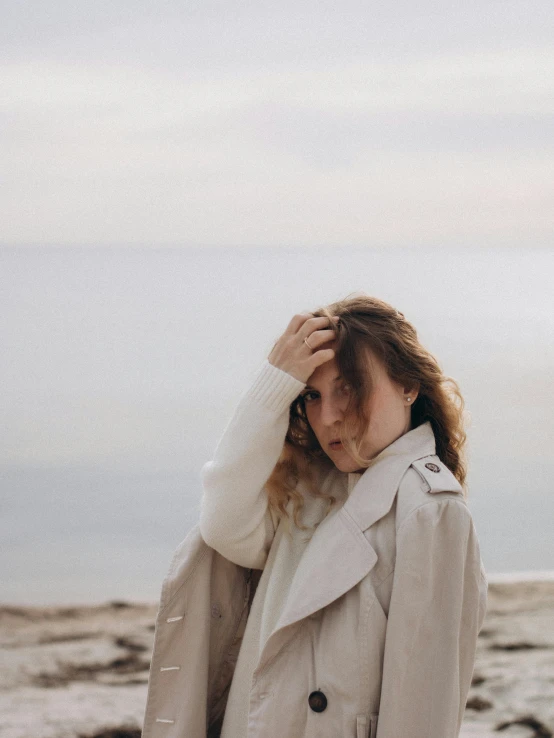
[1,2,553,245]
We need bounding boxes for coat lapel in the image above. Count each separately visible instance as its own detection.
[343,420,436,531]
[255,422,437,674]
[273,504,377,632]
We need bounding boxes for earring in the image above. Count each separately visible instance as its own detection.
[406,397,412,403]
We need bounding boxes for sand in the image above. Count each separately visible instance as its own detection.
[1,580,553,738]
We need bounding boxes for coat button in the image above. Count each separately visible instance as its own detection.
[425,462,441,473]
[211,603,222,618]
[308,690,327,712]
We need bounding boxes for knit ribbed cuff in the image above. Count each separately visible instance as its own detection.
[246,359,306,414]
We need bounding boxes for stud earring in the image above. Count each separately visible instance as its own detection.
[406,397,412,403]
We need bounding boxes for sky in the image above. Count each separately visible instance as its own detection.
[2,0,553,248]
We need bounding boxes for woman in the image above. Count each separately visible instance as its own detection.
[142,294,488,738]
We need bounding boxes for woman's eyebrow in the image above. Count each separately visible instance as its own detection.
[304,375,342,390]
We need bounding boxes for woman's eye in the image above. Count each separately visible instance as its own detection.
[302,391,318,403]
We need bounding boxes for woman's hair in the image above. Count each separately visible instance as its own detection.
[265,293,468,538]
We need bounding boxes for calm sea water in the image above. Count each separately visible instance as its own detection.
[1,246,553,604]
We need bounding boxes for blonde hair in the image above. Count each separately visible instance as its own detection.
[265,293,468,538]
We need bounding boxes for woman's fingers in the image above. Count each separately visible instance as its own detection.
[284,312,314,335]
[301,327,337,349]
[268,313,340,383]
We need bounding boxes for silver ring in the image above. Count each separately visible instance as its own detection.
[303,336,313,350]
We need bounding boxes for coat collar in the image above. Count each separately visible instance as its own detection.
[343,419,436,531]
[255,421,436,675]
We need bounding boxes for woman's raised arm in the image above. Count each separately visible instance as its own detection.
[199,312,338,569]
[199,359,306,568]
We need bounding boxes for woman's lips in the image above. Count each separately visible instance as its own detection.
[329,441,343,451]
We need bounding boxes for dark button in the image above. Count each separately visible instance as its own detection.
[308,690,327,712]
[425,462,441,473]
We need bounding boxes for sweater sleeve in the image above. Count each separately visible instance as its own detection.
[375,499,488,738]
[198,359,306,569]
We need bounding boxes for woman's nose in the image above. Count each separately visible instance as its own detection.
[320,399,343,426]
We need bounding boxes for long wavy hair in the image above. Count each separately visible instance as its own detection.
[265,293,468,538]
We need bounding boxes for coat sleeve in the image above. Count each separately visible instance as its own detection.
[375,498,488,738]
[199,359,306,569]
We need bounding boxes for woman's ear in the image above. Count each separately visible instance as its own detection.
[403,383,419,404]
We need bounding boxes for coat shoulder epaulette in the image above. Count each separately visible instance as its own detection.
[410,454,463,495]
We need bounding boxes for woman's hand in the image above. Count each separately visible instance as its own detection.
[268,313,340,383]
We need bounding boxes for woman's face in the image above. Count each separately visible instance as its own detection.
[302,346,416,473]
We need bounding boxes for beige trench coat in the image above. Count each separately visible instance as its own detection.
[142,423,488,738]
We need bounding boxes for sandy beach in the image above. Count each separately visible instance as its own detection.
[1,579,553,738]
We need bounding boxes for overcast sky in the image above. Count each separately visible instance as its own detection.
[2,0,553,247]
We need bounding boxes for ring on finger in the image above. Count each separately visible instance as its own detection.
[303,336,313,350]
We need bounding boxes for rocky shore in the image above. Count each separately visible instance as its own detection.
[1,579,553,738]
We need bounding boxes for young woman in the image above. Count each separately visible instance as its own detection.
[142,294,488,738]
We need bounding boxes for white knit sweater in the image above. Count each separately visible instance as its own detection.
[199,359,362,737]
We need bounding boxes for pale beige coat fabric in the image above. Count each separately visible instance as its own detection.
[218,469,359,737]
[142,362,488,738]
